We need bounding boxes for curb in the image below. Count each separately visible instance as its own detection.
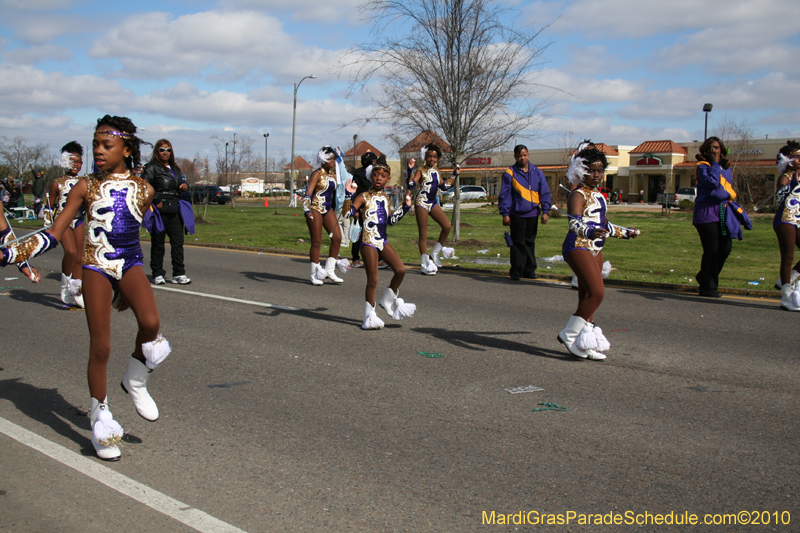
[167,239,782,301]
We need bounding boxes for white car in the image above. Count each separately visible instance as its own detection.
[443,185,487,202]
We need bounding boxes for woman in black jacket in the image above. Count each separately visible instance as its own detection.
[142,139,190,285]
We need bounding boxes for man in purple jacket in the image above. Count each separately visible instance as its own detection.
[499,145,551,280]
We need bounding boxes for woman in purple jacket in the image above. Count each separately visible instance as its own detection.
[693,137,736,298]
[499,145,551,280]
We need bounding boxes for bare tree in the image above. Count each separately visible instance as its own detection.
[713,115,766,207]
[0,136,49,183]
[340,0,555,241]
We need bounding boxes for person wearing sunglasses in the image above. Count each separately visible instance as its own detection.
[142,140,191,285]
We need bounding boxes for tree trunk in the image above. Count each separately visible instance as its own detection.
[450,171,461,242]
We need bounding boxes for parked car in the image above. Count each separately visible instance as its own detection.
[182,185,230,205]
[442,185,487,202]
[268,188,289,195]
[599,187,613,200]
[657,187,697,207]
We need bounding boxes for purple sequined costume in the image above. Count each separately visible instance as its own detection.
[773,173,800,229]
[303,169,337,215]
[51,175,85,229]
[562,186,636,258]
[355,189,409,251]
[82,172,149,283]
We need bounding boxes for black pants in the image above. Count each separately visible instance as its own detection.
[509,215,539,279]
[695,221,731,292]
[150,211,185,278]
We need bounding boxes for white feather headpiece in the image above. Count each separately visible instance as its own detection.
[567,156,589,185]
[316,147,342,185]
[777,152,794,175]
[316,149,334,167]
[567,140,595,185]
[420,146,427,161]
[59,151,74,169]
[365,164,374,182]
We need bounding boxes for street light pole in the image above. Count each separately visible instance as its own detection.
[353,134,358,169]
[703,103,713,141]
[225,142,229,190]
[264,133,269,186]
[290,74,316,206]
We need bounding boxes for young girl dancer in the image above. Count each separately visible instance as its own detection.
[558,143,640,361]
[0,203,41,283]
[48,141,86,307]
[2,115,170,461]
[346,156,416,329]
[408,144,458,274]
[773,140,800,310]
[304,146,348,285]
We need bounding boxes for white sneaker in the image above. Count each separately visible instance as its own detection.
[153,275,166,285]
[171,275,191,285]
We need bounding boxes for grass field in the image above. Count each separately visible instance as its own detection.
[61,200,780,292]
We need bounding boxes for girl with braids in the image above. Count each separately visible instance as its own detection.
[773,140,800,311]
[345,156,416,329]
[2,115,171,461]
[304,146,350,285]
[407,143,459,275]
[47,141,86,307]
[557,142,640,361]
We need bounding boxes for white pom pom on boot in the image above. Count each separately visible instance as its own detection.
[362,301,385,330]
[420,254,438,275]
[378,287,416,320]
[593,325,611,352]
[780,283,800,311]
[60,273,74,305]
[89,397,122,461]
[325,257,343,283]
[120,357,159,421]
[310,262,326,285]
[69,278,84,308]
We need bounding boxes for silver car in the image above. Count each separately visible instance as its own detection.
[443,185,487,202]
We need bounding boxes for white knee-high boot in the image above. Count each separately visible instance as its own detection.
[325,257,343,283]
[310,262,326,285]
[420,254,438,275]
[362,301,384,329]
[120,357,159,421]
[89,397,123,461]
[61,273,74,305]
[557,315,606,361]
[775,269,800,290]
[780,283,800,311]
[378,287,416,320]
[431,242,443,267]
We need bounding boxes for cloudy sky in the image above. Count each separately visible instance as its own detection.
[1,0,798,167]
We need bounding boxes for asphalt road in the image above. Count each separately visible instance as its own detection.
[0,242,797,532]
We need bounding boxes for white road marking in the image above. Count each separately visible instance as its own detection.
[152,285,300,311]
[0,417,248,533]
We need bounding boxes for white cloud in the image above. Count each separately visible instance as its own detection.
[3,43,73,64]
[10,14,88,44]
[536,68,647,104]
[540,0,792,39]
[0,64,134,117]
[657,27,800,76]
[0,0,70,11]
[538,114,692,145]
[218,0,363,22]
[89,10,343,83]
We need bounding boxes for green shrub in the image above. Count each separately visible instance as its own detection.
[679,200,694,211]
